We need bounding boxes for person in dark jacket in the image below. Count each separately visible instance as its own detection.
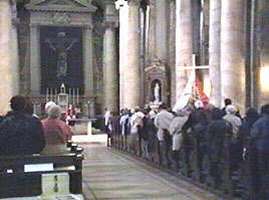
[192,110,209,182]
[0,96,45,155]
[238,107,260,199]
[207,108,233,189]
[250,104,269,200]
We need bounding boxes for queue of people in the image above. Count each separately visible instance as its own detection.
[105,99,269,199]
[0,96,72,155]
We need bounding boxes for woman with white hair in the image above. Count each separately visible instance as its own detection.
[42,105,72,147]
[223,105,242,137]
[223,104,242,182]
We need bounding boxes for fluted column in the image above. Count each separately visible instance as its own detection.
[125,0,141,108]
[103,2,119,112]
[116,0,128,109]
[29,24,41,96]
[83,26,94,98]
[156,0,168,61]
[10,2,19,95]
[209,0,221,107]
[146,0,156,63]
[169,0,176,105]
[0,0,18,114]
[221,0,246,110]
[175,0,193,100]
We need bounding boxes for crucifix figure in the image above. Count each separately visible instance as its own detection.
[45,32,78,79]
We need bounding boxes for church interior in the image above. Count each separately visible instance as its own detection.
[0,0,269,199]
[0,0,268,116]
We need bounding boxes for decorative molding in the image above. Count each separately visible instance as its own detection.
[52,12,71,24]
[29,12,92,27]
[103,21,118,29]
[26,0,97,13]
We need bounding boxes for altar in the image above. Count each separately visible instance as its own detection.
[25,0,97,117]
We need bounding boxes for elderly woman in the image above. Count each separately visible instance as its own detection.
[41,105,72,146]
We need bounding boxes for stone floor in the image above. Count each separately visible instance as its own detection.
[81,142,219,200]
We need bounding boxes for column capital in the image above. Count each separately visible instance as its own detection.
[103,21,118,29]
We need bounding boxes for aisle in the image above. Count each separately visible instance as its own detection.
[81,143,218,200]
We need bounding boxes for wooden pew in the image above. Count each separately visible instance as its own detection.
[0,142,84,199]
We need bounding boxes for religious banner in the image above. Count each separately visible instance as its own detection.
[193,79,209,106]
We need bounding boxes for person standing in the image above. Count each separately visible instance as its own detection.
[223,105,242,179]
[250,104,269,200]
[238,108,260,199]
[120,109,130,150]
[169,110,189,171]
[207,108,233,189]
[104,108,112,146]
[154,103,174,167]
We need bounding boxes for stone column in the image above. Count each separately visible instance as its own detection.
[0,0,18,114]
[83,26,94,98]
[169,0,176,105]
[29,24,40,96]
[83,25,95,117]
[103,2,119,112]
[175,0,193,100]
[155,0,168,61]
[116,0,129,109]
[221,0,246,110]
[10,2,19,95]
[146,0,156,63]
[125,0,141,108]
[209,0,221,107]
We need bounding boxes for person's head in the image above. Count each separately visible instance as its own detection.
[45,101,56,114]
[24,97,34,115]
[224,98,232,106]
[194,100,204,109]
[245,107,259,119]
[134,106,140,113]
[159,103,167,110]
[225,105,237,115]
[261,104,269,115]
[48,105,62,119]
[10,95,26,112]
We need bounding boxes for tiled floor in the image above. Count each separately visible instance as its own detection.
[82,143,219,200]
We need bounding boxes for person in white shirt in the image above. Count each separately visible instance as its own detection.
[120,109,130,150]
[169,110,189,170]
[154,103,174,167]
[128,108,144,154]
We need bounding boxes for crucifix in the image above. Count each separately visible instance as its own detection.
[177,54,209,80]
[174,54,209,111]
[45,32,78,80]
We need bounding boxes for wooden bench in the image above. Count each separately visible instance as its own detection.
[0,143,84,199]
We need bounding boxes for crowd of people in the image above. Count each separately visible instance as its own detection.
[105,99,269,199]
[0,95,72,155]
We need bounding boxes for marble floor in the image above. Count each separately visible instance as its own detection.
[81,142,219,200]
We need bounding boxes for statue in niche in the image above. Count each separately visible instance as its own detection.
[154,82,161,103]
[45,32,78,80]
